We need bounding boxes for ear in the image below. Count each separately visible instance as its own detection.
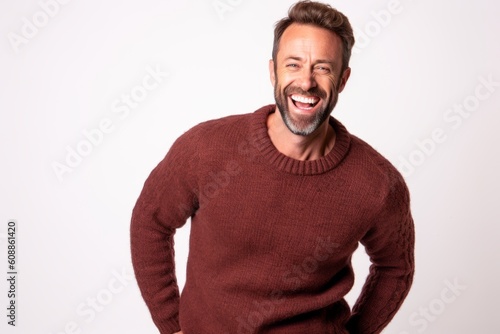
[269,59,276,86]
[338,67,351,93]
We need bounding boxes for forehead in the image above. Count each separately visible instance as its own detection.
[278,23,343,62]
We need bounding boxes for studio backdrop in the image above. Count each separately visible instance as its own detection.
[0,0,499,333]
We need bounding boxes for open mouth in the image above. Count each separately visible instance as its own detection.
[289,94,320,111]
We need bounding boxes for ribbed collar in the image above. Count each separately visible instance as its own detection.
[249,104,351,176]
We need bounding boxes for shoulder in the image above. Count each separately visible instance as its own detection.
[345,133,409,200]
[168,107,271,166]
[351,135,402,176]
[174,105,273,151]
[196,113,251,136]
[342,134,412,232]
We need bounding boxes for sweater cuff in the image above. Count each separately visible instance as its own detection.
[154,318,181,334]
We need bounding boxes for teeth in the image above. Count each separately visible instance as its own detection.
[291,94,319,104]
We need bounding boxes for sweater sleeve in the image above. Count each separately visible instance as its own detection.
[130,130,199,334]
[346,169,415,334]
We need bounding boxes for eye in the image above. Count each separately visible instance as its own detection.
[286,63,300,69]
[314,66,331,74]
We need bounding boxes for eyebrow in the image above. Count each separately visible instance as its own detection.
[284,56,337,67]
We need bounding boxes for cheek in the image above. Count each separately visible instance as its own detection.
[276,70,292,84]
[326,76,340,93]
[316,77,336,94]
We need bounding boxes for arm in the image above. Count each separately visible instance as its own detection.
[346,171,415,334]
[131,132,199,334]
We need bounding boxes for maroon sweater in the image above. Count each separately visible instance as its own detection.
[131,105,415,334]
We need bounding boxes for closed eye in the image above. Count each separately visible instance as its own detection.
[314,66,331,74]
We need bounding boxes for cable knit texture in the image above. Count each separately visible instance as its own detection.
[130,105,415,334]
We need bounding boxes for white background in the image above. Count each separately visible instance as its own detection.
[1,0,499,333]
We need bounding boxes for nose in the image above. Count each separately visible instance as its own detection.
[297,68,317,92]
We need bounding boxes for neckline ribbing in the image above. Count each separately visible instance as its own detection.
[249,104,351,176]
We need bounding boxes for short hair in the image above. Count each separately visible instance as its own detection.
[272,1,355,72]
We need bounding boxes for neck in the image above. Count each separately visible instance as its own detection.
[267,108,336,161]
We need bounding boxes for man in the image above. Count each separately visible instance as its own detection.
[131,1,415,333]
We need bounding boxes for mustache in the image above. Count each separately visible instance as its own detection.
[284,86,327,100]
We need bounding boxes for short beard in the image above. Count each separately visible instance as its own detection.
[274,83,338,136]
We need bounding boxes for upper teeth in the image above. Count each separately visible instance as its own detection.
[291,95,318,104]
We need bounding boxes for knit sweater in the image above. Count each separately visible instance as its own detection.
[131,105,415,334]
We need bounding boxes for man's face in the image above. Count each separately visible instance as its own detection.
[270,23,350,136]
